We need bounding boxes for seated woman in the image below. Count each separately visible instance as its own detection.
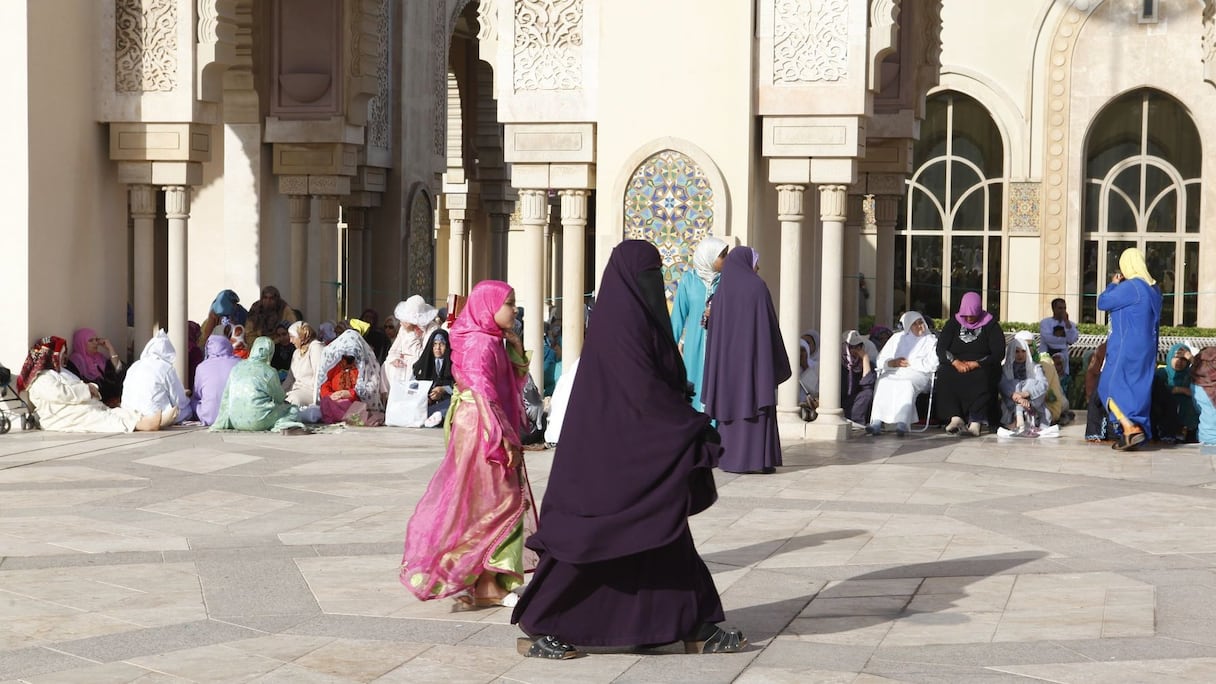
[385,296,440,389]
[1153,342,1198,442]
[841,330,876,426]
[270,323,294,376]
[210,337,304,432]
[19,336,145,433]
[937,292,1005,436]
[867,311,938,436]
[411,329,455,427]
[1040,352,1072,426]
[65,328,126,407]
[316,329,384,425]
[798,329,820,405]
[283,322,324,407]
[999,332,1049,431]
[121,330,190,430]
[192,335,241,425]
[1190,347,1216,445]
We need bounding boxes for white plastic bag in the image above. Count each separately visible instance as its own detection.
[385,379,432,427]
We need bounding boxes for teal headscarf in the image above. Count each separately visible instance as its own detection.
[1162,342,1194,388]
[210,336,303,432]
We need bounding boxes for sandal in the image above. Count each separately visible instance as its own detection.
[451,591,519,612]
[517,635,584,659]
[683,624,748,654]
[1112,430,1147,451]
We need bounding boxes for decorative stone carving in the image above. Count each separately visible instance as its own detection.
[348,0,382,127]
[367,0,392,150]
[624,150,715,299]
[1204,0,1216,88]
[115,0,178,92]
[408,189,436,299]
[196,0,237,101]
[868,0,900,91]
[773,0,849,84]
[1008,182,1041,235]
[513,0,585,91]
[477,0,499,42]
[433,0,447,157]
[819,184,848,222]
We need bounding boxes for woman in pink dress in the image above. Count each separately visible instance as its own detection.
[400,280,536,609]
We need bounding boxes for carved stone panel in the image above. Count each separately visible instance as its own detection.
[773,0,849,84]
[513,0,584,91]
[408,189,436,300]
[367,0,392,151]
[115,0,179,92]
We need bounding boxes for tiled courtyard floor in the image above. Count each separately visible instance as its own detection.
[4,420,1216,682]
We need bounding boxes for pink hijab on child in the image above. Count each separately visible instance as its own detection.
[449,280,524,432]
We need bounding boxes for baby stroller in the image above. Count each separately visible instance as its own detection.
[0,364,37,433]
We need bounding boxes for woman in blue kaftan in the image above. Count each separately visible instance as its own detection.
[1097,247,1162,451]
[670,237,729,411]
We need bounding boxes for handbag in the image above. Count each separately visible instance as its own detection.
[385,379,432,427]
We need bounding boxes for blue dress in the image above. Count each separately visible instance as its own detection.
[671,270,711,411]
[1194,388,1216,445]
[1097,278,1161,435]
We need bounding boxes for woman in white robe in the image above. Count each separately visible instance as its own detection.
[867,311,939,435]
[798,330,820,403]
[384,295,439,390]
[999,331,1049,430]
[121,330,190,429]
[283,322,325,407]
[20,336,143,433]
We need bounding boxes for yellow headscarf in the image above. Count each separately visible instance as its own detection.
[1119,247,1156,286]
[348,318,371,336]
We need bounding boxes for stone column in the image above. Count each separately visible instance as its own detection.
[448,211,467,296]
[164,186,191,385]
[488,210,511,281]
[317,196,341,323]
[817,184,848,427]
[842,196,861,332]
[345,208,365,315]
[468,209,489,285]
[288,195,311,317]
[559,190,589,361]
[874,194,899,326]
[776,184,805,417]
[518,189,548,387]
[129,184,157,353]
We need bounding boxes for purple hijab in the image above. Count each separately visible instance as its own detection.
[527,240,721,564]
[955,292,993,330]
[193,335,240,425]
[701,246,792,422]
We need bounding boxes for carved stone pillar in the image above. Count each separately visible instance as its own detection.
[489,211,511,281]
[317,196,341,322]
[776,184,805,417]
[842,196,862,332]
[129,185,157,353]
[559,190,589,361]
[288,195,311,317]
[164,186,191,385]
[448,211,467,296]
[874,195,900,326]
[517,189,548,387]
[817,185,849,427]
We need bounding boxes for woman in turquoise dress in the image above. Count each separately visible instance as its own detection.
[210,337,305,432]
[670,237,728,411]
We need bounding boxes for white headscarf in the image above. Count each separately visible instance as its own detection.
[1003,331,1038,382]
[139,329,176,365]
[691,236,728,287]
[394,295,438,329]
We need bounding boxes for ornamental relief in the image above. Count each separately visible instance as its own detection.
[1204,0,1216,87]
[513,0,584,91]
[115,0,178,92]
[368,0,392,150]
[773,0,849,84]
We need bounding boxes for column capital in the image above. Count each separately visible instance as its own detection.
[163,185,191,219]
[317,195,341,223]
[776,184,806,221]
[129,184,157,218]
[518,188,549,226]
[559,189,589,224]
[288,195,312,222]
[873,193,900,227]
[818,185,848,222]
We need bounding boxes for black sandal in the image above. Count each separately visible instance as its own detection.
[516,635,584,659]
[683,624,748,654]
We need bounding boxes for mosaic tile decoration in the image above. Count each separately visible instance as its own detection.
[1008,182,1041,234]
[408,190,435,300]
[623,150,716,299]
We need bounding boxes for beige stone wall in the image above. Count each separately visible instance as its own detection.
[594,0,757,286]
[4,1,129,367]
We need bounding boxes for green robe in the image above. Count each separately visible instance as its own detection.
[210,337,303,432]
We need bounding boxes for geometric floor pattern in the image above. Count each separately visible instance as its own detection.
[4,419,1216,682]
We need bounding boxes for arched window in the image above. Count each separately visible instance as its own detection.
[623,150,716,299]
[899,92,1006,319]
[1082,89,1200,326]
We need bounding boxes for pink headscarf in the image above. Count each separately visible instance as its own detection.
[954,292,993,330]
[69,328,109,379]
[449,280,524,432]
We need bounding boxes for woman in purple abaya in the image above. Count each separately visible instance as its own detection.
[511,240,746,660]
[701,247,791,474]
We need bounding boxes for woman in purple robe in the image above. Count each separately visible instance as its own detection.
[701,247,791,474]
[192,335,241,425]
[511,240,745,659]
